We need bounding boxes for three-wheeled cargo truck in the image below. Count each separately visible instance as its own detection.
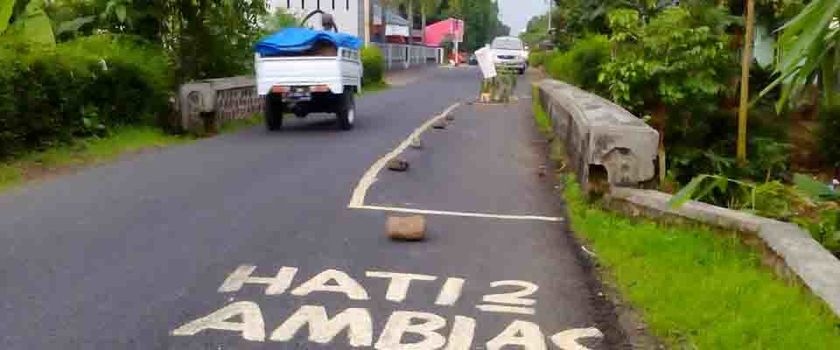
[254,14,363,131]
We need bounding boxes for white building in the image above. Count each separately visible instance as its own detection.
[267,0,366,40]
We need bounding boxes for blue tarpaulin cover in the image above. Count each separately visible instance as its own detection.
[255,28,362,55]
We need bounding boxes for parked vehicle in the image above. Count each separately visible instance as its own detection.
[255,16,362,131]
[490,36,527,75]
[468,53,478,65]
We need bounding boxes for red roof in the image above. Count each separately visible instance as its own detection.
[424,18,464,47]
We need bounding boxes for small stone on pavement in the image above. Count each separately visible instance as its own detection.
[386,215,426,241]
[387,158,410,172]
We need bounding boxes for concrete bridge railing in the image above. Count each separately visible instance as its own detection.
[178,76,262,134]
[537,79,659,190]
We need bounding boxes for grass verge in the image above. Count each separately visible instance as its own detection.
[0,126,189,193]
[0,116,262,193]
[531,85,553,136]
[360,81,390,95]
[563,178,840,349]
[530,86,840,348]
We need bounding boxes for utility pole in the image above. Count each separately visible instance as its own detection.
[364,0,371,44]
[737,0,755,164]
[547,0,552,33]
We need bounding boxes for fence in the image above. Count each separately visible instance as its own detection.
[372,43,443,69]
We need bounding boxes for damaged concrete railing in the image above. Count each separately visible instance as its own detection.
[536,79,659,190]
[178,76,262,134]
[536,79,840,318]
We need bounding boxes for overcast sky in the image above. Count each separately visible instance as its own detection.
[499,0,549,34]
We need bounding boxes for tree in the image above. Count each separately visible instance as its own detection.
[418,0,440,43]
[599,6,735,181]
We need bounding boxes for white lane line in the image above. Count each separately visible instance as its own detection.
[475,304,536,315]
[348,103,462,208]
[347,102,564,223]
[356,205,563,223]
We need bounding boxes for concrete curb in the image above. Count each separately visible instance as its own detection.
[607,186,840,318]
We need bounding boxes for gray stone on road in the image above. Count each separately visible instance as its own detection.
[0,68,623,349]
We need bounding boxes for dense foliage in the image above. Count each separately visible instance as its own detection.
[430,0,509,52]
[528,0,839,253]
[545,35,610,94]
[14,0,269,81]
[0,35,172,159]
[361,46,386,86]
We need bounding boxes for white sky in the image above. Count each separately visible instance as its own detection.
[498,0,549,34]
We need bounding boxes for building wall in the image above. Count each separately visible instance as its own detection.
[268,0,362,38]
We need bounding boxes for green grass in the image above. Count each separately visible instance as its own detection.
[0,126,189,192]
[219,114,264,133]
[531,87,840,348]
[563,178,840,349]
[531,85,553,135]
[0,115,266,193]
[360,81,390,95]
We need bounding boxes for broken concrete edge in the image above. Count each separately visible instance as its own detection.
[178,76,260,133]
[536,79,659,190]
[607,186,840,319]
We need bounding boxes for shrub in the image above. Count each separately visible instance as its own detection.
[361,46,385,86]
[0,35,173,159]
[544,35,609,94]
[528,50,552,67]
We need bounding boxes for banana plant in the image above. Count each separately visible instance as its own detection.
[760,0,839,110]
[1,0,55,46]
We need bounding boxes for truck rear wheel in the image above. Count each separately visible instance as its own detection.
[336,89,355,131]
[265,93,284,131]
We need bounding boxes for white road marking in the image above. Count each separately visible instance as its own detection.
[375,311,447,350]
[550,328,604,350]
[218,265,298,295]
[445,316,477,350]
[172,301,266,342]
[349,103,462,208]
[346,102,564,223]
[290,269,370,300]
[355,205,563,222]
[486,320,547,350]
[366,271,438,303]
[434,278,465,306]
[269,305,373,347]
[482,280,539,306]
[475,304,536,315]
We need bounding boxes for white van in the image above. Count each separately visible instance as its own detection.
[491,36,527,75]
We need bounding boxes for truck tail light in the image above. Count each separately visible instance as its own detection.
[310,85,330,93]
[271,85,290,93]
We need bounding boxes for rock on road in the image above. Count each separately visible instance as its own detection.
[0,67,623,349]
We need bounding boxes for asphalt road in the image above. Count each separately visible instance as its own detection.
[0,67,623,349]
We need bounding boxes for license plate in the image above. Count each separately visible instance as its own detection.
[286,88,311,101]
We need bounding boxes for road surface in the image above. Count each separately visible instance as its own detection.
[0,67,624,349]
